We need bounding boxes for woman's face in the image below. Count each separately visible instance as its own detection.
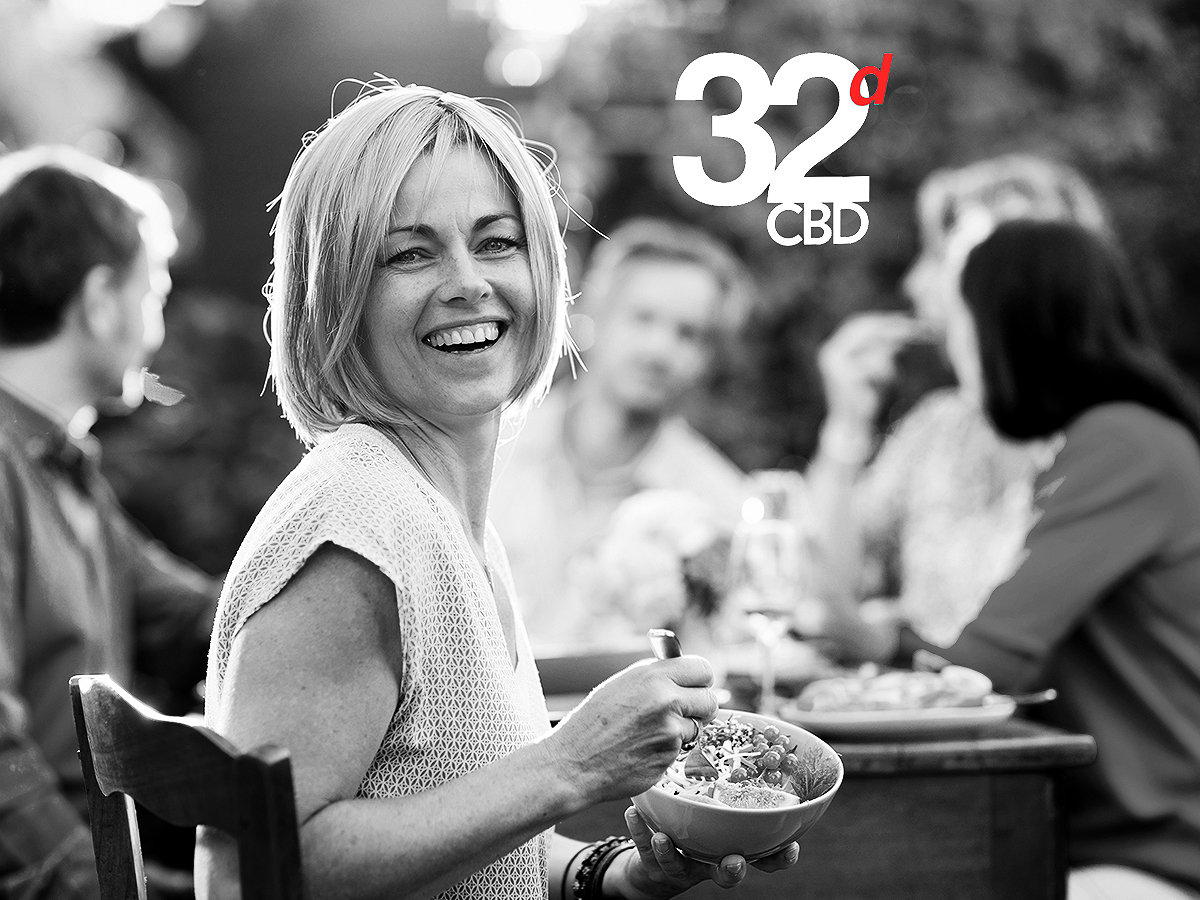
[900,182,956,324]
[900,238,950,325]
[941,228,986,406]
[902,197,994,400]
[588,257,722,417]
[363,146,536,428]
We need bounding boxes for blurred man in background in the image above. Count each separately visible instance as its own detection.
[0,146,218,898]
[490,217,751,650]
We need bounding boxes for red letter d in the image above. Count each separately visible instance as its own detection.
[850,53,893,106]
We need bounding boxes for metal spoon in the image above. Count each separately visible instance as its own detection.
[648,628,683,660]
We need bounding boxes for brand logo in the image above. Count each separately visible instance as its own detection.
[673,52,892,247]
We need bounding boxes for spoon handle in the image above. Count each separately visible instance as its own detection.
[648,628,683,660]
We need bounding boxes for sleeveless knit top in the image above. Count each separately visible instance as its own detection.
[205,424,552,899]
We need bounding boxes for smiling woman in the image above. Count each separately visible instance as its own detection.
[265,84,569,451]
[362,147,537,428]
[195,81,799,900]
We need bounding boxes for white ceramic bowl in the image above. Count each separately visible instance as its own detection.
[632,709,843,863]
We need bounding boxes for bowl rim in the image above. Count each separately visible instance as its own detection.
[642,709,845,813]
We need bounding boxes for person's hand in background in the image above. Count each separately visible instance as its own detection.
[817,313,934,449]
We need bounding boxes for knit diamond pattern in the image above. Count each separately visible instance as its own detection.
[206,424,552,899]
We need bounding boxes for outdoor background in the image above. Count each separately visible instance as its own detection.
[2,0,1197,576]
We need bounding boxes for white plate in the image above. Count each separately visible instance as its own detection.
[778,695,1017,739]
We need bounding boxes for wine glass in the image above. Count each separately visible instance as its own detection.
[726,479,806,716]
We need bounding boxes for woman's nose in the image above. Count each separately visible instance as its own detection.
[440,249,491,304]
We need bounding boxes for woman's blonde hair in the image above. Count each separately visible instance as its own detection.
[266,81,571,446]
[915,153,1112,253]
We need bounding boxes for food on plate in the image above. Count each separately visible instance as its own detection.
[656,715,841,809]
[794,664,994,712]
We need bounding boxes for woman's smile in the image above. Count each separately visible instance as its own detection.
[364,146,536,424]
[423,319,505,351]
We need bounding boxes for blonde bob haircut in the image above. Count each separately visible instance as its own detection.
[915,153,1112,253]
[266,81,571,447]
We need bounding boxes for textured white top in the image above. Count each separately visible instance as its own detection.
[205,423,552,899]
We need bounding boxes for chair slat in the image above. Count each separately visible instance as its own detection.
[71,674,303,900]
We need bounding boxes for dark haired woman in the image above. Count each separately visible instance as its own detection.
[906,219,1200,900]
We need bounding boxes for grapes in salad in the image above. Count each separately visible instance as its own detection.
[657,716,839,809]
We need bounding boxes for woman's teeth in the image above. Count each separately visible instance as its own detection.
[427,322,501,350]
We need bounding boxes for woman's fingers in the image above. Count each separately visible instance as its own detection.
[819,313,930,422]
[823,313,928,369]
[544,657,721,803]
[624,805,659,870]
[749,841,801,873]
[625,808,768,892]
[659,654,715,690]
[712,855,749,888]
[651,833,690,880]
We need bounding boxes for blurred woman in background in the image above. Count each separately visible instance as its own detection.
[807,154,1112,661]
[195,82,797,900]
[878,220,1200,899]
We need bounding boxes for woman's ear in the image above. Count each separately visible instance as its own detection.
[77,264,121,340]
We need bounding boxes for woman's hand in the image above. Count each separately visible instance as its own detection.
[818,313,930,430]
[608,807,800,898]
[540,656,719,807]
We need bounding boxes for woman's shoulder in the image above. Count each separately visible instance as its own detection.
[221,425,440,608]
[287,424,426,496]
[1068,403,1196,459]
[1047,403,1200,506]
[235,425,434,558]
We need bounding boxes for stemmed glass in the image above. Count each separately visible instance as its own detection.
[725,472,809,716]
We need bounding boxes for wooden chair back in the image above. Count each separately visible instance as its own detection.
[70,674,302,900]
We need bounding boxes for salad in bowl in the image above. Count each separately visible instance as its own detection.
[633,709,843,862]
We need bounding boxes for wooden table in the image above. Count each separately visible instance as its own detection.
[554,717,1097,900]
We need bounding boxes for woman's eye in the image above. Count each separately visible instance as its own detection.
[386,247,426,266]
[479,235,524,255]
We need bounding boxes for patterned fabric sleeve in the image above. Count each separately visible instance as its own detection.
[206,430,416,709]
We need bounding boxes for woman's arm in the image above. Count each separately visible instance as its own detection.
[197,543,720,900]
[941,410,1172,691]
[806,314,925,650]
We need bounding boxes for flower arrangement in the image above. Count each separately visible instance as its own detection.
[568,489,733,643]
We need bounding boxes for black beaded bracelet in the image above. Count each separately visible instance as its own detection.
[562,843,591,900]
[589,838,634,900]
[571,835,634,900]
